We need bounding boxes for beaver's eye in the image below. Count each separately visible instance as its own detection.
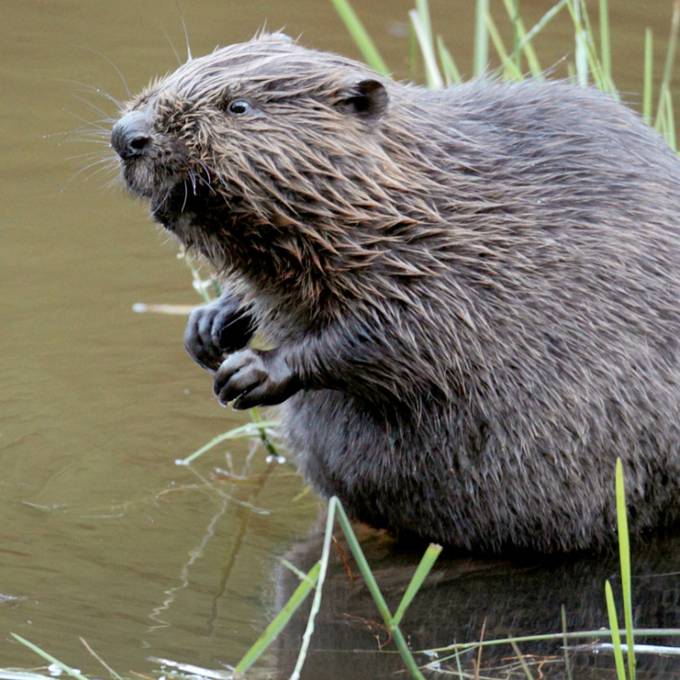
[227,99,252,115]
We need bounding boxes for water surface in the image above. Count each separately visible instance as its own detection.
[2,1,679,676]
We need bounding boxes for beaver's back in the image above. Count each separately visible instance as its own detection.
[283,79,680,553]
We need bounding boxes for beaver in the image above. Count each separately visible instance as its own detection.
[110,32,680,553]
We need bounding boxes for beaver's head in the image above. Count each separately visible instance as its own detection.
[110,33,413,277]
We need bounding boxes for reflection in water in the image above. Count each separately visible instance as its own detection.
[147,493,230,632]
[272,528,680,679]
[147,452,276,634]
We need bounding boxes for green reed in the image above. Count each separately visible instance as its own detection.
[231,497,442,680]
[333,0,678,150]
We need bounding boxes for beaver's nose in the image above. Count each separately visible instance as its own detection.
[111,111,152,160]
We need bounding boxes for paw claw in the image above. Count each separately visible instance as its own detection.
[212,348,300,408]
[183,294,255,370]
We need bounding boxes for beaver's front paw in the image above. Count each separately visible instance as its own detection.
[184,296,255,370]
[213,348,301,409]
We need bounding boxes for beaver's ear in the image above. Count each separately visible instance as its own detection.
[336,79,388,119]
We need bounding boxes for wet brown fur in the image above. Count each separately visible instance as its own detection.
[115,33,680,553]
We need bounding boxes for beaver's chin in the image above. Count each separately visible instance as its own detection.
[150,183,196,232]
[149,181,241,242]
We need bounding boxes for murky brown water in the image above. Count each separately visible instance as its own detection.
[2,1,680,677]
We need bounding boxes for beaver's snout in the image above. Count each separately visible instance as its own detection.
[111,110,152,160]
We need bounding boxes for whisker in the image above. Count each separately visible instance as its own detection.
[45,127,110,146]
[80,156,116,174]
[60,157,118,192]
[161,24,183,67]
[79,47,132,98]
[178,5,193,61]
[72,119,115,131]
[196,158,210,186]
[152,184,175,215]
[88,87,124,111]
[181,179,189,212]
[63,108,116,131]
[65,150,111,161]
[54,77,124,110]
[72,94,116,122]
[63,136,111,147]
[196,159,213,188]
[68,131,112,142]
[81,161,118,183]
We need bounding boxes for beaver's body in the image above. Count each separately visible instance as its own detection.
[112,34,680,552]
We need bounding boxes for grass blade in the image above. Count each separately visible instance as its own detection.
[10,635,90,680]
[509,639,535,679]
[503,0,543,77]
[331,0,390,75]
[409,1,444,89]
[605,581,628,680]
[565,0,614,93]
[289,501,337,680]
[590,642,680,656]
[474,0,489,76]
[615,459,636,679]
[424,627,680,655]
[661,1,680,96]
[437,36,462,84]
[519,0,568,54]
[561,605,574,680]
[566,60,576,84]
[486,11,523,80]
[183,256,219,303]
[643,28,654,124]
[599,0,611,86]
[393,543,442,626]
[79,638,122,680]
[665,86,677,150]
[408,21,420,81]
[569,0,589,86]
[507,0,521,72]
[176,420,279,465]
[235,561,321,674]
[656,85,670,136]
[0,672,58,680]
[454,642,464,676]
[334,499,426,680]
[333,499,392,625]
[655,1,680,129]
[576,0,603,84]
[250,406,283,458]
